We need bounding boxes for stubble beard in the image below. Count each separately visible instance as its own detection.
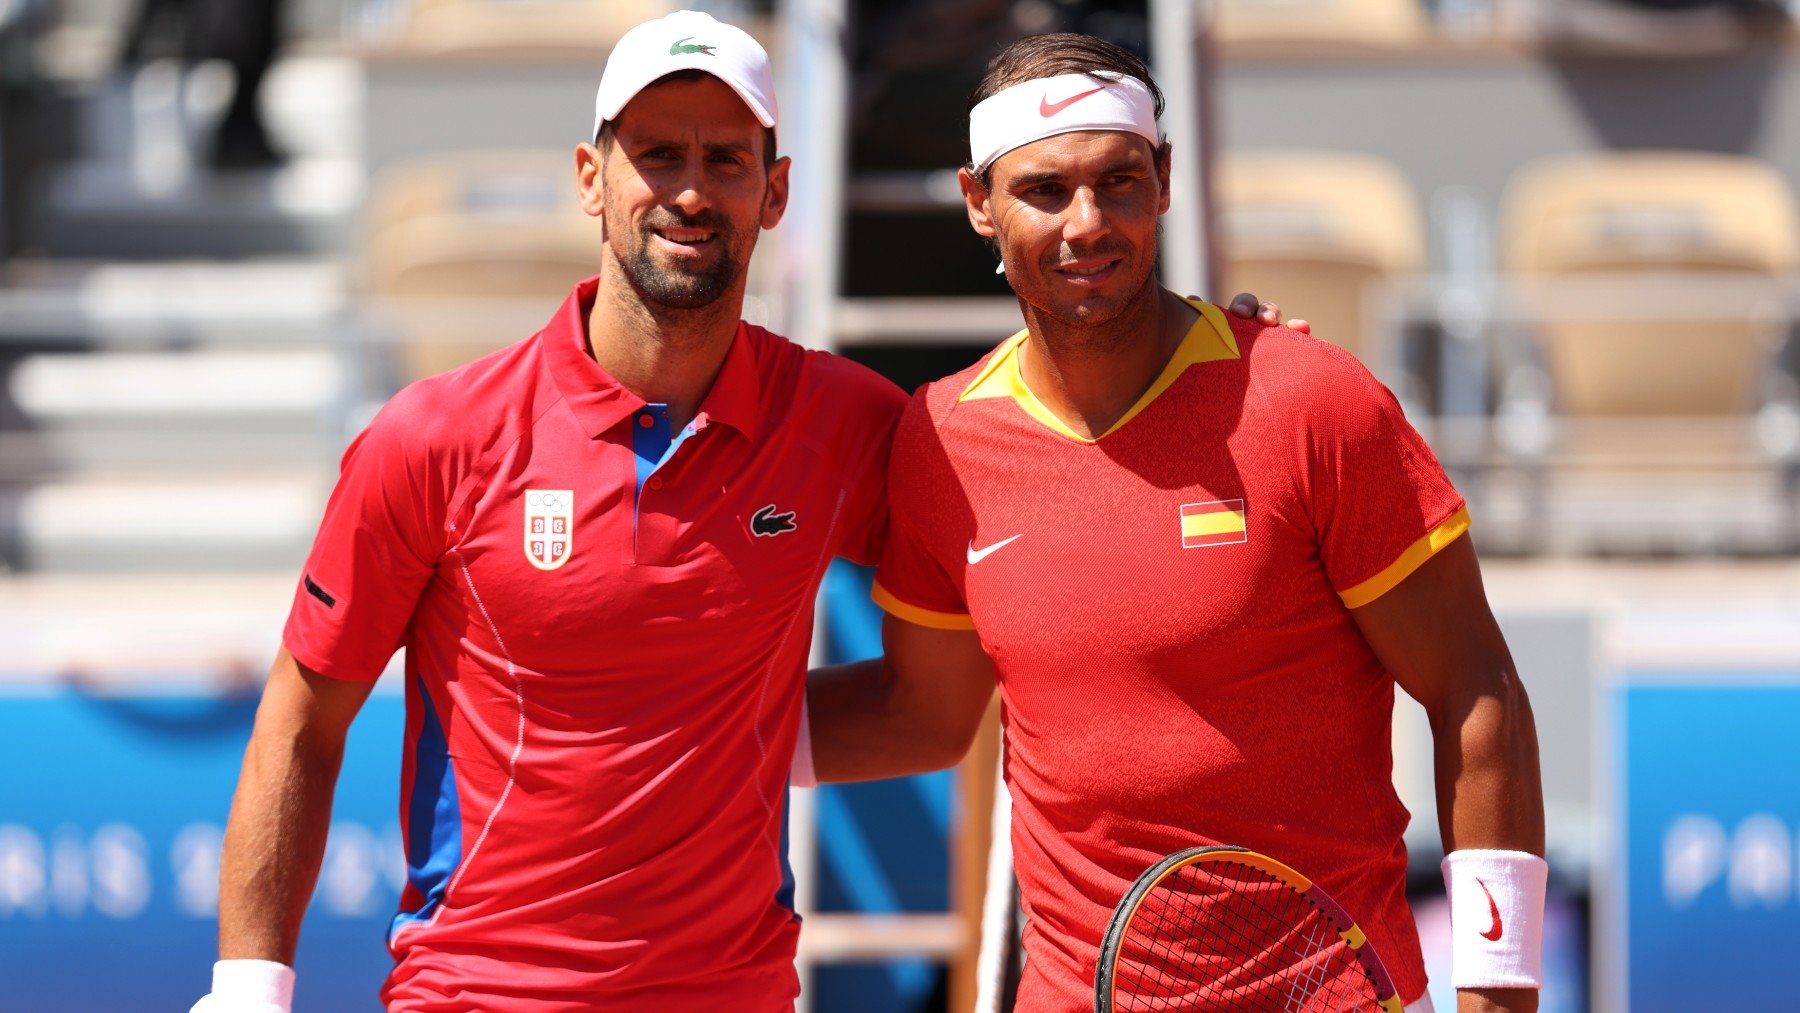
[611,209,745,312]
[1007,238,1162,359]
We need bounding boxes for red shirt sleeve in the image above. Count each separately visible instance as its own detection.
[1300,343,1469,608]
[283,390,449,681]
[872,389,973,630]
[828,364,909,568]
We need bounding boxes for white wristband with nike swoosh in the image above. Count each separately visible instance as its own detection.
[1440,849,1548,989]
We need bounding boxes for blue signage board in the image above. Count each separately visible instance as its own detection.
[0,686,404,1010]
[1613,678,1800,1012]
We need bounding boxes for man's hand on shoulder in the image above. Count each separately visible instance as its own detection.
[1225,291,1310,333]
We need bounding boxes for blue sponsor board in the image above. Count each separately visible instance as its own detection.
[0,686,404,1011]
[1613,678,1800,1012]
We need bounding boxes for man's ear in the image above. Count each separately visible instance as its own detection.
[761,155,792,230]
[576,142,605,219]
[959,166,997,239]
[1155,140,1173,216]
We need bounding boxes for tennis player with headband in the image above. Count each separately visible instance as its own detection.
[803,34,1547,1013]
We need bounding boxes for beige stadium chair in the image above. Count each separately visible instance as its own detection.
[363,150,599,382]
[401,0,674,55]
[1502,153,1798,421]
[1216,150,1425,371]
[1498,152,1800,551]
[1212,0,1429,46]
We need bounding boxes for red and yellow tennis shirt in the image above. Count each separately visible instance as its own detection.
[284,277,905,1010]
[874,299,1467,1011]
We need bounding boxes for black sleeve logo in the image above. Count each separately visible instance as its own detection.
[304,574,337,609]
[750,504,798,538]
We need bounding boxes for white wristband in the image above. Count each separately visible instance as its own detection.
[790,691,817,788]
[191,959,294,1013]
[1440,849,1548,990]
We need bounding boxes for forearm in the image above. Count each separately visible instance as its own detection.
[807,657,984,782]
[1433,669,1544,856]
[1433,671,1545,1013]
[216,728,346,963]
[1352,538,1546,1012]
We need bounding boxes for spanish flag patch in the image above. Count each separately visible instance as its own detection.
[1180,499,1247,548]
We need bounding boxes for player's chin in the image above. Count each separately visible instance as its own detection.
[639,267,735,309]
[1043,289,1134,327]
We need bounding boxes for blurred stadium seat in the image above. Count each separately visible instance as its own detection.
[9,347,343,471]
[1212,0,1428,45]
[1498,0,1792,53]
[17,472,327,572]
[362,150,597,382]
[0,259,350,575]
[1498,151,1800,550]
[1216,150,1424,374]
[399,0,675,54]
[1503,152,1797,418]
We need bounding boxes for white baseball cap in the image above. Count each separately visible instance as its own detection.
[592,10,778,141]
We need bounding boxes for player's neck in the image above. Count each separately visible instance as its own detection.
[1018,284,1195,440]
[587,262,744,431]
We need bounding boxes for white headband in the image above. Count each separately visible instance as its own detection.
[968,71,1159,176]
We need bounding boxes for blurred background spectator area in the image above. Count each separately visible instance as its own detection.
[1,1,1799,1011]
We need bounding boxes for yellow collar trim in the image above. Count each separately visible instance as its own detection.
[957,297,1240,443]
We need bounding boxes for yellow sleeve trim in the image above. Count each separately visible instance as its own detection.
[871,581,975,631]
[1337,505,1471,609]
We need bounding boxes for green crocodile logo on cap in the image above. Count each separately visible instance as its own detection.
[670,37,717,56]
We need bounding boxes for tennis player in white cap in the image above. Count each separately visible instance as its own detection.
[191,11,881,1011]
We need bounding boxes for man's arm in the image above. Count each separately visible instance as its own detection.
[807,615,997,783]
[1349,535,1544,1013]
[217,647,376,963]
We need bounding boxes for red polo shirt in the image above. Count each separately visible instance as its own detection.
[873,302,1465,1011]
[283,277,905,1010]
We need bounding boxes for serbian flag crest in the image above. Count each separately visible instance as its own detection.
[1180,499,1247,548]
[525,489,575,570]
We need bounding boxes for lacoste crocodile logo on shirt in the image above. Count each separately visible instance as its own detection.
[751,505,797,537]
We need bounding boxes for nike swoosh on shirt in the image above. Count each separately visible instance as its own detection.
[1476,877,1504,941]
[1039,86,1105,118]
[967,534,1023,564]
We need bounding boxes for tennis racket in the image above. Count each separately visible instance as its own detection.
[1095,845,1403,1013]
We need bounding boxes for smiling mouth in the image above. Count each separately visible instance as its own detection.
[653,228,717,250]
[1053,258,1119,281]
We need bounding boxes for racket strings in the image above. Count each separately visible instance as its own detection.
[1110,858,1383,1012]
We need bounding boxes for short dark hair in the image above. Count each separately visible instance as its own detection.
[968,34,1164,120]
[594,70,777,169]
[966,34,1165,183]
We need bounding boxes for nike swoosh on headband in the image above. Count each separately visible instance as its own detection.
[1039,85,1106,118]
